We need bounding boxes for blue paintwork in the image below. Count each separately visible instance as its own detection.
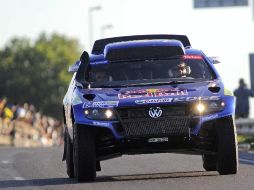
[64,38,235,142]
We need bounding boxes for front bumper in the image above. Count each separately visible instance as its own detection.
[73,95,235,140]
[72,96,235,158]
[95,115,235,161]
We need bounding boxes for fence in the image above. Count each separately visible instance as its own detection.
[0,119,63,147]
[236,118,254,134]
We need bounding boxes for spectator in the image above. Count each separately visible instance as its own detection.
[0,97,64,147]
[0,98,7,116]
[234,78,254,118]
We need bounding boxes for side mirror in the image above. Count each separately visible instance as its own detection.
[68,60,81,72]
[76,51,90,88]
[209,57,220,64]
[80,51,89,63]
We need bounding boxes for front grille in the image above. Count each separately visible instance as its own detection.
[121,117,190,137]
[117,105,190,138]
[117,105,187,120]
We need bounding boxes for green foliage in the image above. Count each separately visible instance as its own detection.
[238,134,254,144]
[0,33,81,119]
[237,134,254,149]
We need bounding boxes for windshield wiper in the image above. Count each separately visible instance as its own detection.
[92,80,199,88]
[93,84,128,88]
[125,80,195,87]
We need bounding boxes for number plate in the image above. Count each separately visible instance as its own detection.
[148,137,168,143]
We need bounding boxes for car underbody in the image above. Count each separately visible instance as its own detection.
[73,115,232,161]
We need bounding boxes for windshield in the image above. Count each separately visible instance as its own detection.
[88,55,216,87]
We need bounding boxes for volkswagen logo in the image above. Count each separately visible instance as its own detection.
[148,107,162,118]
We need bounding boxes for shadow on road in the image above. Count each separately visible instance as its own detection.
[0,171,218,188]
[97,171,218,182]
[0,178,76,188]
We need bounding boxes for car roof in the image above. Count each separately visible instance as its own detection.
[91,34,191,55]
[90,40,203,63]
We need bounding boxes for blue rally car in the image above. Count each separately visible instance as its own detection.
[62,35,238,182]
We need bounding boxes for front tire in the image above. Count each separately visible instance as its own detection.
[216,116,238,175]
[202,154,216,171]
[73,124,96,182]
[65,130,74,178]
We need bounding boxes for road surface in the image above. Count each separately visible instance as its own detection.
[0,147,254,190]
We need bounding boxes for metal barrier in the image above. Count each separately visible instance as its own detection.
[236,118,254,134]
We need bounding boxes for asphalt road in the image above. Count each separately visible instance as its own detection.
[1,147,254,190]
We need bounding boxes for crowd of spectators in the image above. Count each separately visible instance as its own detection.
[0,97,63,147]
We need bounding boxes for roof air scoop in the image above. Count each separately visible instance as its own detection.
[105,40,185,62]
[92,34,191,55]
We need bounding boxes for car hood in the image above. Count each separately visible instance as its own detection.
[80,81,224,108]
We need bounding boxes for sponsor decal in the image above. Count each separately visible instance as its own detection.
[83,101,119,108]
[173,95,220,102]
[118,88,188,99]
[135,98,173,104]
[135,96,221,104]
[182,55,203,60]
[147,89,159,93]
[92,121,110,127]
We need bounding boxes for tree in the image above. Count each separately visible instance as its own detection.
[0,33,81,119]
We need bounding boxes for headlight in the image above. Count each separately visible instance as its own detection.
[105,109,113,119]
[192,100,225,115]
[196,103,206,113]
[84,108,117,120]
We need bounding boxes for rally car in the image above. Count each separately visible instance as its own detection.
[62,35,238,182]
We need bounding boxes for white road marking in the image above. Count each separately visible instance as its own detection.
[239,158,254,164]
[14,177,25,180]
[1,160,10,164]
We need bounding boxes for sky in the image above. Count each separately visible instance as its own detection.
[1,0,254,114]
